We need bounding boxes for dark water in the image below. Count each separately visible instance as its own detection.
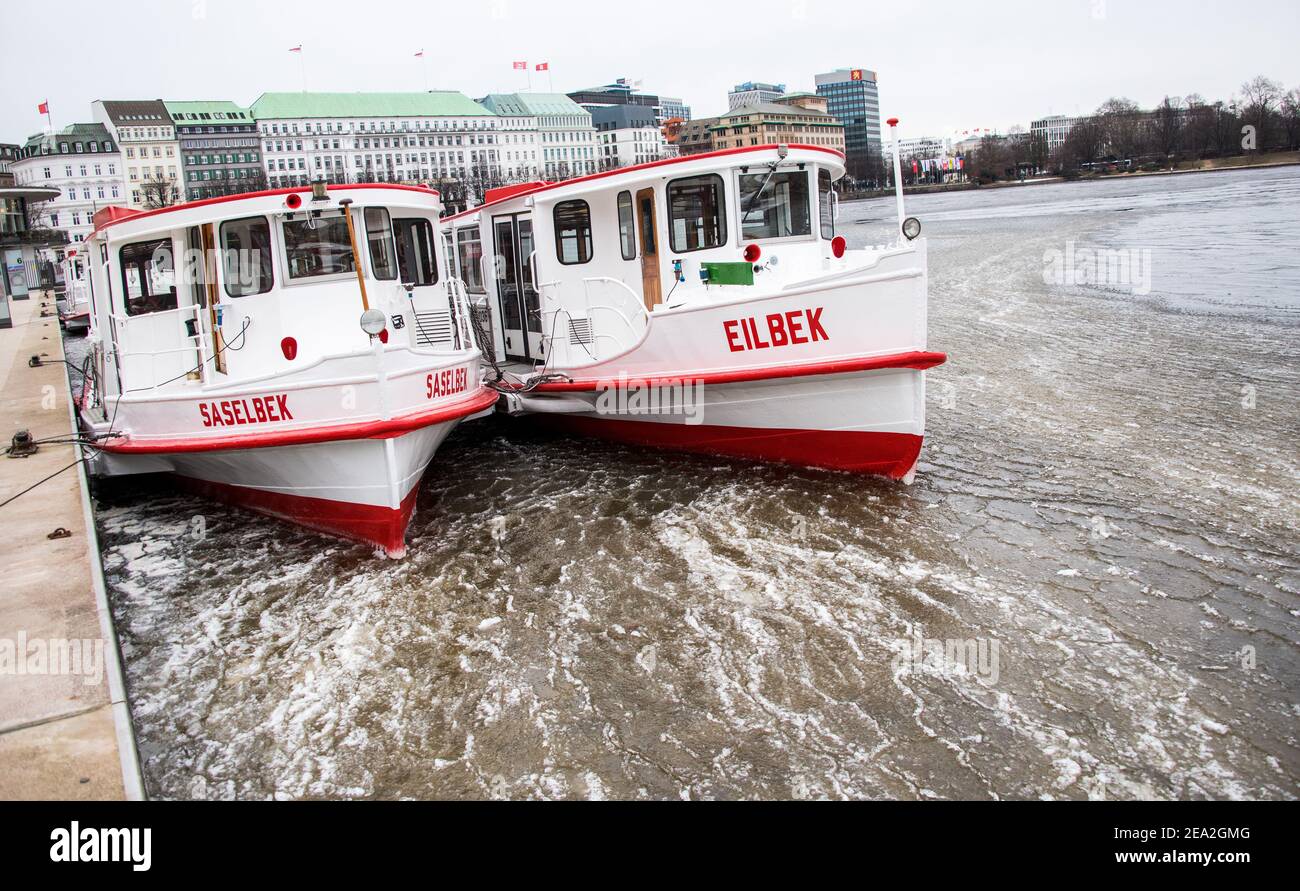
[89,167,1299,800]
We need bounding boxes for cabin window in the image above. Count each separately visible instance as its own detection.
[617,191,636,260]
[667,175,727,253]
[364,208,397,281]
[739,170,811,241]
[219,216,274,297]
[818,169,835,239]
[119,238,177,316]
[456,227,485,293]
[554,200,593,265]
[283,215,356,280]
[394,218,438,286]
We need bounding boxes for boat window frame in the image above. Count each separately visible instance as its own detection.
[393,216,440,287]
[666,173,728,254]
[455,225,486,294]
[554,199,593,266]
[734,167,816,245]
[118,236,179,317]
[818,168,836,240]
[278,210,358,285]
[364,207,398,282]
[218,215,275,298]
[617,191,637,261]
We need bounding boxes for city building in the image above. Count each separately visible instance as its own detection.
[251,91,502,187]
[729,81,786,109]
[591,105,662,169]
[675,115,721,156]
[91,100,182,208]
[2,143,64,317]
[707,101,845,154]
[568,78,692,126]
[886,135,952,160]
[164,101,265,201]
[815,68,883,181]
[1031,115,1085,156]
[481,93,595,179]
[11,124,124,244]
[475,95,540,180]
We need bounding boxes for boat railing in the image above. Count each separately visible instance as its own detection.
[109,302,210,393]
[444,278,478,354]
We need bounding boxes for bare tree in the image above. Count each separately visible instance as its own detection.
[1281,87,1300,151]
[1153,95,1185,158]
[139,175,181,209]
[1096,97,1145,160]
[1239,76,1283,151]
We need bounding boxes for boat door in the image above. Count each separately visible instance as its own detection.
[635,188,661,311]
[492,213,542,361]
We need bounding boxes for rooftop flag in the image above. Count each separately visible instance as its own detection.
[415,49,424,58]
[535,62,549,71]
[38,101,49,115]
[513,61,527,70]
[289,45,303,53]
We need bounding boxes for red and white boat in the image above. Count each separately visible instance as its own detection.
[442,125,946,480]
[59,250,92,334]
[77,183,496,556]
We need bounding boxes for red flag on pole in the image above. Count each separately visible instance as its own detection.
[289,45,303,53]
[414,49,424,58]
[38,101,50,115]
[535,62,549,71]
[513,61,527,70]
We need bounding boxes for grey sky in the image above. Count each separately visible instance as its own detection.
[4,0,1297,142]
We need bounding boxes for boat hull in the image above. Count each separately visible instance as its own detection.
[526,366,930,480]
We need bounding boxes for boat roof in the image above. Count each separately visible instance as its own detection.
[442,143,845,224]
[89,183,441,241]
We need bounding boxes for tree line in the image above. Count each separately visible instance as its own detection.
[964,76,1300,184]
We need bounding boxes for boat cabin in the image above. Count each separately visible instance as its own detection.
[442,143,849,371]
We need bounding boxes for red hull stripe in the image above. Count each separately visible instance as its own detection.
[543,416,924,479]
[96,386,498,455]
[443,143,847,223]
[176,475,421,556]
[527,351,948,393]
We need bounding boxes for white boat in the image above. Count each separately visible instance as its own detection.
[59,249,92,334]
[77,183,496,556]
[443,130,946,480]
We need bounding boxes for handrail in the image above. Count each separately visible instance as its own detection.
[443,277,478,354]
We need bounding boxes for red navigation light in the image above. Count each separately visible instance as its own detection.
[743,244,762,264]
[887,117,900,127]
[285,193,303,210]
[832,236,847,259]
[378,329,389,344]
[280,337,298,360]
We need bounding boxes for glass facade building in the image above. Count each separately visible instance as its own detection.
[815,69,883,183]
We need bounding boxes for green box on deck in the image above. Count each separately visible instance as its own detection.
[700,261,755,286]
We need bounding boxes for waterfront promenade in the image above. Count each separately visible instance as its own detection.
[0,291,140,800]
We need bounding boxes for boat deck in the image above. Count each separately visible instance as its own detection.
[0,291,142,800]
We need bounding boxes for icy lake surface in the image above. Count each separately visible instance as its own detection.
[88,166,1299,800]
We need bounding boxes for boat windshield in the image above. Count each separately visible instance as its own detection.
[738,170,811,240]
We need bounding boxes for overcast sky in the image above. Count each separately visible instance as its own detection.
[4,0,1297,142]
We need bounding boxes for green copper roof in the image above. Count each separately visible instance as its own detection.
[164,100,252,122]
[251,91,493,120]
[480,93,590,119]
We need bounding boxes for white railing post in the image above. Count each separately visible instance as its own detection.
[888,117,907,242]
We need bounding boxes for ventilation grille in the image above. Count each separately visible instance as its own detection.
[413,310,453,347]
[567,317,594,346]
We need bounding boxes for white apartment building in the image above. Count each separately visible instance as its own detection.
[728,81,787,109]
[251,92,504,188]
[591,105,662,169]
[91,100,182,208]
[481,93,596,179]
[11,124,125,243]
[886,136,953,160]
[1031,115,1086,155]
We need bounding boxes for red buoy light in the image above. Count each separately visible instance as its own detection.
[743,243,762,264]
[280,337,298,360]
[831,236,847,259]
[285,193,303,210]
